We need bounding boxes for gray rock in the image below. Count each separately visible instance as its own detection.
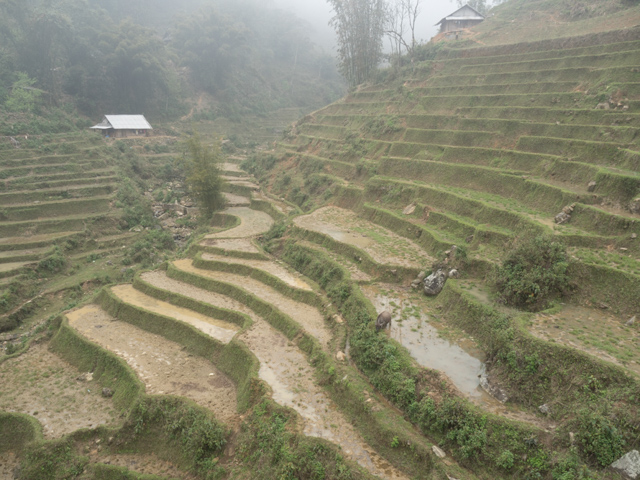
[417,271,427,281]
[102,388,114,398]
[448,269,459,279]
[632,233,638,239]
[423,270,447,296]
[630,199,640,215]
[569,432,575,446]
[555,212,571,224]
[402,203,416,215]
[627,316,636,327]
[539,404,550,415]
[432,445,446,458]
[480,376,509,403]
[76,372,93,382]
[587,181,597,192]
[611,450,640,479]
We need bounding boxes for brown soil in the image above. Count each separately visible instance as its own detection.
[139,270,407,479]
[294,206,434,268]
[204,207,274,239]
[173,259,332,349]
[0,452,19,479]
[199,237,259,253]
[200,253,312,290]
[66,305,239,426]
[0,343,120,439]
[110,285,239,344]
[82,453,194,480]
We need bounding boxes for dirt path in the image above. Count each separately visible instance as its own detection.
[200,253,312,290]
[110,285,239,344]
[294,206,434,268]
[205,207,274,239]
[140,270,408,480]
[173,259,332,349]
[0,343,119,439]
[67,305,239,425]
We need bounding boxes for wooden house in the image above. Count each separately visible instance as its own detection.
[90,115,153,138]
[436,5,485,34]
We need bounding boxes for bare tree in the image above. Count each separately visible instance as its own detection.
[385,0,422,61]
[328,0,386,88]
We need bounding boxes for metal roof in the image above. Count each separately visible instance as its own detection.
[436,4,485,25]
[90,115,152,130]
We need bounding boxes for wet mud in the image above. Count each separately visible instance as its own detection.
[173,259,331,349]
[111,284,239,344]
[140,269,407,479]
[200,253,312,290]
[205,207,273,239]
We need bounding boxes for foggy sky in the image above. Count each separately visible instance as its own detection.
[271,0,460,51]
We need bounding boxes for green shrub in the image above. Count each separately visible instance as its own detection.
[577,411,625,467]
[495,235,570,311]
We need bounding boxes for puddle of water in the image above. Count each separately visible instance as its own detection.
[110,285,239,344]
[361,284,489,401]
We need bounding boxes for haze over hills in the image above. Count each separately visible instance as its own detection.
[1,0,640,479]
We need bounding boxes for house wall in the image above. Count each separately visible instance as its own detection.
[440,19,484,33]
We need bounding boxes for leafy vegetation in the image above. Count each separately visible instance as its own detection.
[182,132,226,219]
[495,235,571,311]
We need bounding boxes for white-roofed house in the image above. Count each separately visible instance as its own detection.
[436,5,485,34]
[90,115,153,138]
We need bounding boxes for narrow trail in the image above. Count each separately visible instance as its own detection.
[141,270,408,480]
[67,305,239,426]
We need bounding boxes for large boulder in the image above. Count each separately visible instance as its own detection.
[423,270,447,296]
[611,450,640,479]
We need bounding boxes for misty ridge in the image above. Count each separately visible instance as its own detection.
[0,0,506,127]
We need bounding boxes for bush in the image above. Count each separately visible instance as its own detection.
[495,235,570,311]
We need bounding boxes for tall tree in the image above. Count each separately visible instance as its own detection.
[385,0,422,60]
[182,131,226,220]
[327,0,386,88]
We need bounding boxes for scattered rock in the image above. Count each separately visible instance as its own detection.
[587,181,597,192]
[417,271,427,281]
[630,198,640,215]
[555,211,571,225]
[538,404,551,415]
[611,450,640,479]
[101,388,114,398]
[465,234,474,244]
[632,233,638,239]
[627,316,636,327]
[390,269,397,276]
[448,269,459,279]
[423,270,447,296]
[333,314,344,324]
[402,203,417,215]
[479,375,509,403]
[336,351,346,362]
[562,203,576,214]
[595,102,610,110]
[569,432,575,446]
[76,372,93,382]
[432,445,446,458]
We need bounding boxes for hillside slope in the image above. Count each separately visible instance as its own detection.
[244,12,640,479]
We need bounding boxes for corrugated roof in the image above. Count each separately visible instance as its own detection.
[90,115,153,130]
[436,4,485,25]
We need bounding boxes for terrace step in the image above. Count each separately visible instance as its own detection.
[0,185,115,205]
[0,231,80,251]
[0,196,113,222]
